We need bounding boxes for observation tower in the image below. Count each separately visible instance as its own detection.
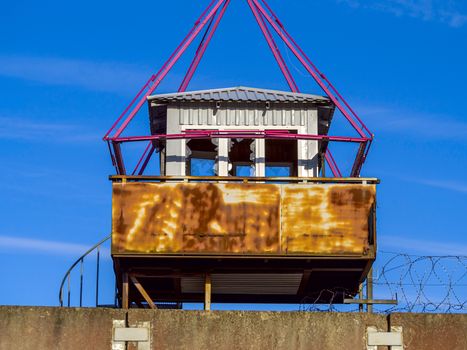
[103,0,376,310]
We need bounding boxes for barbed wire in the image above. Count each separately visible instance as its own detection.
[299,287,360,312]
[300,252,467,313]
[374,252,467,313]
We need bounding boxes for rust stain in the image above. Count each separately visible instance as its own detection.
[112,182,376,255]
[112,183,280,254]
[281,184,376,254]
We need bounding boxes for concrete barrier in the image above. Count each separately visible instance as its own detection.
[0,307,125,350]
[0,307,465,350]
[389,313,467,350]
[128,310,386,350]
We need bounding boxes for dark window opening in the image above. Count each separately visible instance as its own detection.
[265,139,297,177]
[229,139,254,176]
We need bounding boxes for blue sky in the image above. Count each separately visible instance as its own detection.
[0,0,466,307]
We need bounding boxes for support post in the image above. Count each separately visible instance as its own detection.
[367,267,373,313]
[204,273,212,311]
[122,272,129,309]
[358,282,364,312]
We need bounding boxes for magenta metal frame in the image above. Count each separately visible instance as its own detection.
[103,0,373,177]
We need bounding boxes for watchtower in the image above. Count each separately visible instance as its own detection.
[104,0,376,309]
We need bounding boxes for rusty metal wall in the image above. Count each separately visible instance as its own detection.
[282,185,375,254]
[112,182,376,255]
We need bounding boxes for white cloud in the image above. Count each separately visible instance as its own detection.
[379,235,467,256]
[358,104,467,140]
[0,116,99,142]
[336,0,467,27]
[0,55,150,94]
[383,173,467,195]
[0,235,110,257]
[414,178,467,194]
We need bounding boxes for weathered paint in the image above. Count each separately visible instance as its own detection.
[112,182,376,255]
[282,185,375,254]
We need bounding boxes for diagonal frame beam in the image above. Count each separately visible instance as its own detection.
[247,0,299,92]
[257,0,373,138]
[179,0,231,92]
[251,0,368,139]
[103,0,220,141]
[251,0,372,176]
[130,275,157,309]
[109,0,227,140]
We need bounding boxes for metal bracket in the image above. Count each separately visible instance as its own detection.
[112,320,151,350]
[367,326,403,350]
[344,298,398,305]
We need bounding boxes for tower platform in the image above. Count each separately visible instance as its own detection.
[111,176,378,308]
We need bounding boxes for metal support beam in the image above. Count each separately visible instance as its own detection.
[112,130,370,144]
[179,0,231,92]
[103,0,374,177]
[132,141,153,176]
[254,0,372,139]
[251,0,373,176]
[325,150,341,178]
[112,142,126,175]
[247,0,299,92]
[138,144,156,176]
[344,299,398,305]
[110,0,227,140]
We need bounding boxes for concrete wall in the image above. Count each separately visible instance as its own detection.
[0,307,465,350]
[0,307,125,350]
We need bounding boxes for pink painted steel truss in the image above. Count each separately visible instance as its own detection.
[103,0,373,177]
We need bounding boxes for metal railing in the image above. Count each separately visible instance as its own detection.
[109,175,380,184]
[59,235,112,307]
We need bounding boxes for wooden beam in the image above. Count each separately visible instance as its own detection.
[204,273,211,311]
[130,275,157,310]
[122,272,129,309]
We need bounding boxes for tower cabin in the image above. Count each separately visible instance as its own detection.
[111,87,377,309]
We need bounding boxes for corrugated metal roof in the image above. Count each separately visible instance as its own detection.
[148,86,331,104]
